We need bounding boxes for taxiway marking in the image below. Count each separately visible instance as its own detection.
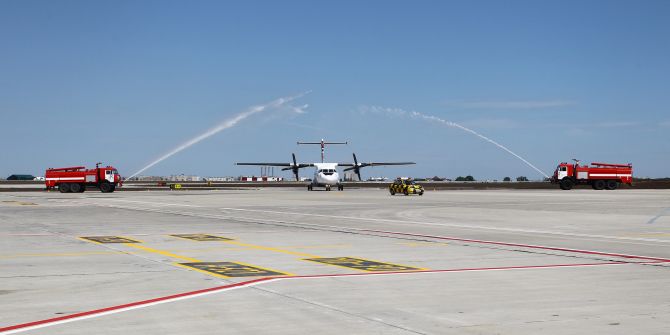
[219,207,670,244]
[82,236,305,278]
[170,234,233,241]
[125,244,201,262]
[0,261,632,335]
[359,229,670,263]
[79,236,142,244]
[0,251,123,259]
[305,257,425,271]
[0,200,37,206]
[72,201,670,263]
[168,233,323,258]
[222,240,321,258]
[177,261,291,278]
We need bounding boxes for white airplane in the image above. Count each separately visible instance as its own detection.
[236,139,415,191]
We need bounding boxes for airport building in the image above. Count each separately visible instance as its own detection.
[167,175,202,182]
[239,176,283,182]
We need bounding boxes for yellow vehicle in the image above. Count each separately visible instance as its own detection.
[389,178,424,196]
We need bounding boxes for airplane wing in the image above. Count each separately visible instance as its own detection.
[338,162,415,167]
[236,154,314,180]
[338,153,415,180]
[237,162,291,167]
[236,162,314,168]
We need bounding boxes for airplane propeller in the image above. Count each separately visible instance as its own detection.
[281,153,300,181]
[343,153,363,181]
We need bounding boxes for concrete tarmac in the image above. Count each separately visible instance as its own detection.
[1,188,669,334]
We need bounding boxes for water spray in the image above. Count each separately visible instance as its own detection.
[410,111,550,178]
[361,106,549,179]
[127,92,310,179]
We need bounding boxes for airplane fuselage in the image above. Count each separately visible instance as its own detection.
[311,163,341,188]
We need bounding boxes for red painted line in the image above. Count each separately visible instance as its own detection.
[0,278,271,333]
[0,261,627,333]
[358,229,670,263]
[288,261,625,279]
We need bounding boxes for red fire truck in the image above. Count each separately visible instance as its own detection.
[45,163,121,193]
[552,160,633,190]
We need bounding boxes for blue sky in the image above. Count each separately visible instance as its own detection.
[1,0,668,180]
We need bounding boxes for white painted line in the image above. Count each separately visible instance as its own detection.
[218,207,670,244]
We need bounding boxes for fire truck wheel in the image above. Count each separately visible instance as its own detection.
[59,183,70,193]
[605,180,618,190]
[593,180,606,190]
[559,178,573,190]
[390,189,396,195]
[69,183,82,193]
[99,182,113,193]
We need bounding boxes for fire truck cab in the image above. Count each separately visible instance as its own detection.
[552,160,632,190]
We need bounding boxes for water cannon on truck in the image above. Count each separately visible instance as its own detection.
[45,163,122,193]
[551,159,632,190]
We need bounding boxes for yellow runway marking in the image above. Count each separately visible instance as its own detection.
[304,257,426,272]
[79,236,143,244]
[170,234,233,241]
[0,251,123,259]
[79,236,292,279]
[1,200,38,206]
[277,244,351,250]
[124,244,201,262]
[176,261,292,278]
[223,240,320,258]
[170,246,249,253]
[173,262,229,279]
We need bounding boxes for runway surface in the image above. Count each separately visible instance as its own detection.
[1,188,669,334]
